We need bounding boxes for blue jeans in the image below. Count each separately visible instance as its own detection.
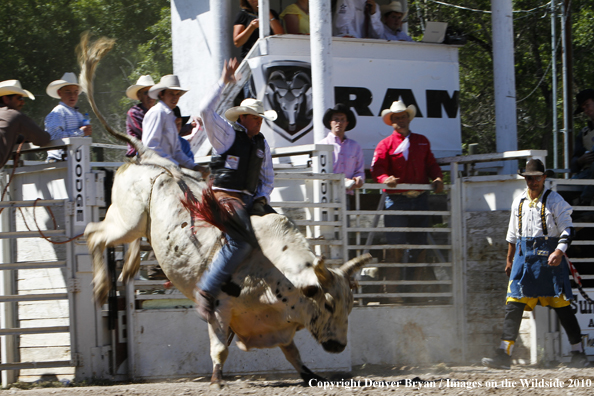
[384,193,429,246]
[198,194,254,297]
[572,162,594,203]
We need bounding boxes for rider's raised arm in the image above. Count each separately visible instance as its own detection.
[198,81,236,154]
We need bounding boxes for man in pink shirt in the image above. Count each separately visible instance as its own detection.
[371,100,443,284]
[317,103,365,205]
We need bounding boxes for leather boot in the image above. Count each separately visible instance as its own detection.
[195,289,216,323]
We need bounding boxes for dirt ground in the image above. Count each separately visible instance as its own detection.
[5,365,594,395]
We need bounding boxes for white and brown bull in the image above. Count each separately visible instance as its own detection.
[79,34,371,388]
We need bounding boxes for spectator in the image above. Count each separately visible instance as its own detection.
[371,100,443,265]
[317,103,364,201]
[377,1,412,42]
[482,159,588,369]
[125,75,156,157]
[333,0,382,39]
[143,75,203,172]
[571,89,594,206]
[233,0,285,59]
[280,0,310,35]
[172,106,194,160]
[0,80,50,168]
[44,72,92,162]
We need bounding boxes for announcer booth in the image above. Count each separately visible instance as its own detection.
[179,37,462,168]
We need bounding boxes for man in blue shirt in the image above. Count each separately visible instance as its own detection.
[45,72,92,162]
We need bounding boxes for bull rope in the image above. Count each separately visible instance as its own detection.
[16,199,84,244]
[565,253,594,304]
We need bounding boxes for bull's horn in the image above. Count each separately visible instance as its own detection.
[313,256,333,287]
[339,253,373,277]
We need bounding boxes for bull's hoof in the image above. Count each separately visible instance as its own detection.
[210,363,224,389]
[209,381,223,390]
[300,365,327,386]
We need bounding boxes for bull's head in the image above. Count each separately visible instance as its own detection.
[250,214,371,353]
[308,254,372,353]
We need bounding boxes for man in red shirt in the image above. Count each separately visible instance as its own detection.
[371,100,443,285]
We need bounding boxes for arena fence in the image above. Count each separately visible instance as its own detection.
[2,141,593,383]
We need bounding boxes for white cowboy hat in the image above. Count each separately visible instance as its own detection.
[380,1,408,18]
[148,75,188,99]
[126,75,155,100]
[225,98,278,122]
[0,80,35,100]
[46,72,82,99]
[381,100,416,125]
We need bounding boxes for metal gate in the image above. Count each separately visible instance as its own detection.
[0,138,107,386]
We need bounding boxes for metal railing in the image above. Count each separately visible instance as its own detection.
[549,178,594,284]
[347,183,453,305]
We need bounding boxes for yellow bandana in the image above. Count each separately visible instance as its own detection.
[528,189,543,208]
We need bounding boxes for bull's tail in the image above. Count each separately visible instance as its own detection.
[77,31,146,157]
[120,238,141,285]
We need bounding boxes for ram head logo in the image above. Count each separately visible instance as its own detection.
[262,62,313,143]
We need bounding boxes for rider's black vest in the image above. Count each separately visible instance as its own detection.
[210,124,266,194]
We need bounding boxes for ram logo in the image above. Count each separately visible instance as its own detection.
[263,61,313,143]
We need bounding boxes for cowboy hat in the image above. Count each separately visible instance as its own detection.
[322,103,357,131]
[574,89,594,115]
[148,75,188,100]
[380,1,408,18]
[225,98,277,122]
[46,72,82,99]
[0,80,35,100]
[173,106,191,126]
[126,75,155,100]
[381,100,416,125]
[518,159,555,178]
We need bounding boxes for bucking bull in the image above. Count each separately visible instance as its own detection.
[79,34,371,388]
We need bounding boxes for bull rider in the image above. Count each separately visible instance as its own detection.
[195,58,277,322]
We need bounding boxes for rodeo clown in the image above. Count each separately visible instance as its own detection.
[194,58,277,322]
[482,159,589,369]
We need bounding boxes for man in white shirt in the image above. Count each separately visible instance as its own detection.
[482,159,588,369]
[333,0,383,38]
[376,1,413,42]
[143,74,203,172]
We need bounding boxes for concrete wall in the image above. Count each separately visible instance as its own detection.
[131,308,351,378]
[349,306,460,366]
[464,211,531,364]
[460,176,543,365]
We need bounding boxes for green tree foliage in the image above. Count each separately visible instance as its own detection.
[407,0,594,168]
[2,1,594,165]
[0,0,171,158]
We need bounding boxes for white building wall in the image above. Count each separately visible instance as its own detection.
[171,0,218,115]
[171,0,285,115]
